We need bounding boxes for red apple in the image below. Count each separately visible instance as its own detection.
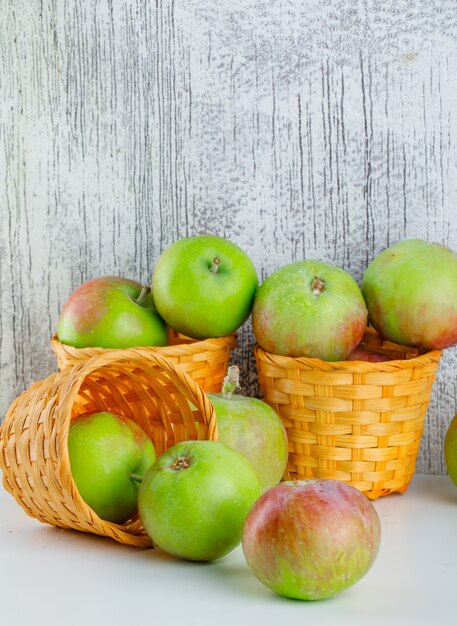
[58,276,168,348]
[362,239,457,350]
[242,480,381,600]
[346,347,391,362]
[253,260,367,360]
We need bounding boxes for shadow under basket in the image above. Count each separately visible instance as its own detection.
[51,328,236,394]
[254,328,442,499]
[0,349,217,547]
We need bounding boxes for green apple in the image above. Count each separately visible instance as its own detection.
[68,411,156,523]
[444,414,457,486]
[58,276,168,348]
[207,367,288,491]
[152,235,258,339]
[138,440,261,561]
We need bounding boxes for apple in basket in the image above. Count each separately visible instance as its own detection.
[242,480,381,600]
[252,260,368,361]
[152,234,258,339]
[138,440,261,561]
[207,366,289,492]
[68,411,156,523]
[346,347,391,362]
[58,276,168,348]
[362,239,457,350]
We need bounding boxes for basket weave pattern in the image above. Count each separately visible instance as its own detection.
[0,349,216,547]
[51,328,236,393]
[255,329,441,499]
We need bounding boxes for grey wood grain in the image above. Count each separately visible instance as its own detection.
[2,0,457,474]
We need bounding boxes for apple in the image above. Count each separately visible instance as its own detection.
[152,235,258,339]
[252,260,367,360]
[138,440,261,561]
[68,411,156,523]
[444,414,457,486]
[362,239,457,350]
[346,347,391,362]
[242,480,381,600]
[207,366,288,491]
[58,276,168,348]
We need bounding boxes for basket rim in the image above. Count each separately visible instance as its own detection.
[253,329,442,372]
[51,331,237,357]
[58,347,217,537]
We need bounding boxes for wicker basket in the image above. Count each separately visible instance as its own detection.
[254,328,441,499]
[0,349,216,547]
[51,328,236,393]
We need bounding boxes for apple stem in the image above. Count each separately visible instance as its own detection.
[210,257,221,274]
[222,365,241,399]
[171,456,191,471]
[130,473,144,484]
[310,276,326,296]
[135,285,151,307]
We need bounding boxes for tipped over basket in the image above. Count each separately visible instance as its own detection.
[254,328,441,499]
[51,328,237,393]
[0,348,217,547]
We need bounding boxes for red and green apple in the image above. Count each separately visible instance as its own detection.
[58,276,168,348]
[362,239,457,350]
[138,440,261,561]
[253,260,367,360]
[207,366,288,491]
[152,235,258,339]
[242,479,381,600]
[68,411,156,523]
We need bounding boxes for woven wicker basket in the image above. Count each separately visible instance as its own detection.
[254,328,441,499]
[0,349,216,547]
[51,328,236,393]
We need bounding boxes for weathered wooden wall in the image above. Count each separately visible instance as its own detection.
[1,1,457,473]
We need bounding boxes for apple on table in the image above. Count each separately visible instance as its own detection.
[444,414,457,487]
[207,366,289,492]
[242,479,381,600]
[138,440,261,561]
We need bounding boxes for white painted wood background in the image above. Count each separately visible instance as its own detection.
[1,0,457,473]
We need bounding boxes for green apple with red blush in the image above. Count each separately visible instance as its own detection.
[68,411,156,524]
[207,366,288,492]
[253,260,367,361]
[138,440,261,561]
[152,235,258,339]
[58,276,168,349]
[362,239,457,350]
[242,479,381,600]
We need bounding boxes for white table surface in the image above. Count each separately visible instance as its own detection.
[1,473,456,626]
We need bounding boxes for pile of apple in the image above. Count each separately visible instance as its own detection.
[57,234,457,601]
[68,409,380,601]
